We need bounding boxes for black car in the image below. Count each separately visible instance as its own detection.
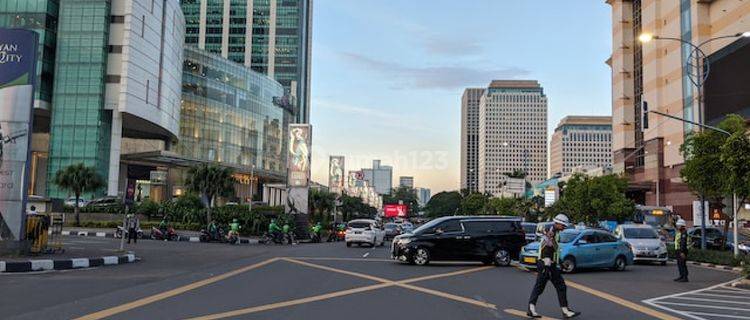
[391,216,526,266]
[687,227,726,250]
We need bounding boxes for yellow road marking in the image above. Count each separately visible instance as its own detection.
[565,280,681,320]
[284,258,496,309]
[504,308,559,320]
[75,258,281,320]
[184,283,394,320]
[290,256,393,262]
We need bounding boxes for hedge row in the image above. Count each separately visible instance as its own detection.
[668,247,750,272]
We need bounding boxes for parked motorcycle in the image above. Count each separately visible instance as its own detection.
[115,226,143,239]
[199,226,227,243]
[310,232,321,243]
[151,226,178,241]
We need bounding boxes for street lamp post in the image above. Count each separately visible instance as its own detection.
[640,31,750,256]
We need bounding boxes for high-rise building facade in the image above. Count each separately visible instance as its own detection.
[416,187,431,207]
[180,0,312,123]
[362,160,392,195]
[460,88,483,192]
[398,176,414,188]
[478,80,547,196]
[607,0,750,220]
[550,116,612,177]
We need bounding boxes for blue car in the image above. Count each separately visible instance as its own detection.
[519,229,634,273]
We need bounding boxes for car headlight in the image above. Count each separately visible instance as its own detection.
[399,238,412,245]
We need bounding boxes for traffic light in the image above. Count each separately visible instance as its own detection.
[641,100,649,131]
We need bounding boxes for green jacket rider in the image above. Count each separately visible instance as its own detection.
[269,220,282,233]
[230,219,240,233]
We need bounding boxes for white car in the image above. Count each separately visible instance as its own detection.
[614,224,668,265]
[345,219,386,247]
[64,197,88,207]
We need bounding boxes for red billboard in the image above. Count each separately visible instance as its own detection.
[384,204,408,218]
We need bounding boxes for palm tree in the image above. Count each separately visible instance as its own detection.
[185,164,236,224]
[53,163,104,227]
[310,189,337,223]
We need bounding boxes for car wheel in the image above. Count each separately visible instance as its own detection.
[561,256,576,273]
[612,255,627,271]
[493,248,511,267]
[346,242,352,247]
[412,247,430,266]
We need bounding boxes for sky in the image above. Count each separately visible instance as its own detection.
[308,0,613,194]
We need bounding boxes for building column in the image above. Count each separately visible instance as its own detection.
[221,0,230,58]
[244,0,254,67]
[198,0,207,50]
[267,0,277,78]
[107,111,123,196]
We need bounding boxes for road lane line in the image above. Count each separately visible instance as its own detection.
[565,280,682,320]
[362,252,370,258]
[654,301,750,312]
[667,296,750,305]
[283,258,496,309]
[74,257,280,320]
[184,283,394,320]
[684,311,750,319]
[290,256,394,262]
[504,308,559,320]
[689,292,750,299]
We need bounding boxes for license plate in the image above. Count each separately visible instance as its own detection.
[523,257,537,264]
[355,231,362,234]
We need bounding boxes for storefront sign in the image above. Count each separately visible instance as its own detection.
[0,29,39,242]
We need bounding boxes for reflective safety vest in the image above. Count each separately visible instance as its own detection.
[674,231,681,250]
[537,229,560,263]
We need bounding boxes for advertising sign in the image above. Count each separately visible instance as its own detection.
[692,200,711,227]
[328,156,345,194]
[0,29,39,242]
[287,124,312,187]
[384,204,408,218]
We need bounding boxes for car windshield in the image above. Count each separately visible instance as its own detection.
[522,223,536,234]
[623,228,659,239]
[558,230,580,243]
[348,222,371,229]
[384,224,397,230]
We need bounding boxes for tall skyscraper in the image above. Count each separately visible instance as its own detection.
[180,0,312,123]
[478,80,547,196]
[607,0,750,219]
[415,187,431,207]
[399,176,414,188]
[550,116,612,177]
[460,88,483,192]
[362,160,392,195]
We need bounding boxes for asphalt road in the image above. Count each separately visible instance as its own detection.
[0,236,745,320]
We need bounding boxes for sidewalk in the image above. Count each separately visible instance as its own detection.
[0,243,137,273]
[61,227,260,244]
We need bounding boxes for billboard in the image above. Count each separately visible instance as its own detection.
[328,156,345,194]
[287,124,311,187]
[384,204,408,218]
[0,29,39,242]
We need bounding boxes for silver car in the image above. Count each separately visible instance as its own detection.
[614,224,668,265]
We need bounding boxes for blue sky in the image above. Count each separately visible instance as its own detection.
[308,0,613,194]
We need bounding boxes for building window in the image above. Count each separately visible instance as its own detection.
[106,75,121,83]
[111,15,125,23]
[108,45,123,53]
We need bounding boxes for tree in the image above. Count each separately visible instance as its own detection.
[309,189,337,223]
[185,164,236,224]
[424,191,462,218]
[460,193,490,215]
[383,186,420,215]
[505,169,527,179]
[487,197,527,217]
[555,173,633,225]
[53,163,104,227]
[719,115,750,240]
[339,194,377,220]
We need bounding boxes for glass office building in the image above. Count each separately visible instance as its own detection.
[180,0,312,124]
[178,47,289,181]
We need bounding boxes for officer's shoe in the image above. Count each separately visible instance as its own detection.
[527,304,542,318]
[562,307,581,319]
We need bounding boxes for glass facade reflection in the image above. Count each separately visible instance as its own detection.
[178,47,287,178]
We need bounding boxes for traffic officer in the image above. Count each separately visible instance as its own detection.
[527,214,581,319]
[674,219,689,282]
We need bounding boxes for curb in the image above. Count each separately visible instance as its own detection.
[56,230,259,245]
[669,258,744,273]
[0,253,137,273]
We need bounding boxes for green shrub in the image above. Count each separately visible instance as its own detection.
[134,200,160,220]
[668,247,750,267]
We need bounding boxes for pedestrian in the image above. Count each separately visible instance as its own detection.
[527,214,581,319]
[126,214,140,244]
[674,219,689,282]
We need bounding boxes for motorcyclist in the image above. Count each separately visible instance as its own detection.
[159,218,168,233]
[269,219,283,242]
[282,223,294,244]
[228,218,241,238]
[311,222,322,242]
[208,220,219,240]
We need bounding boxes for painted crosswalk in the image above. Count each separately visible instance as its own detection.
[644,279,750,320]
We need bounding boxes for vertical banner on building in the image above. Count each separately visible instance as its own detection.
[328,156,345,194]
[0,29,39,243]
[286,124,311,215]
